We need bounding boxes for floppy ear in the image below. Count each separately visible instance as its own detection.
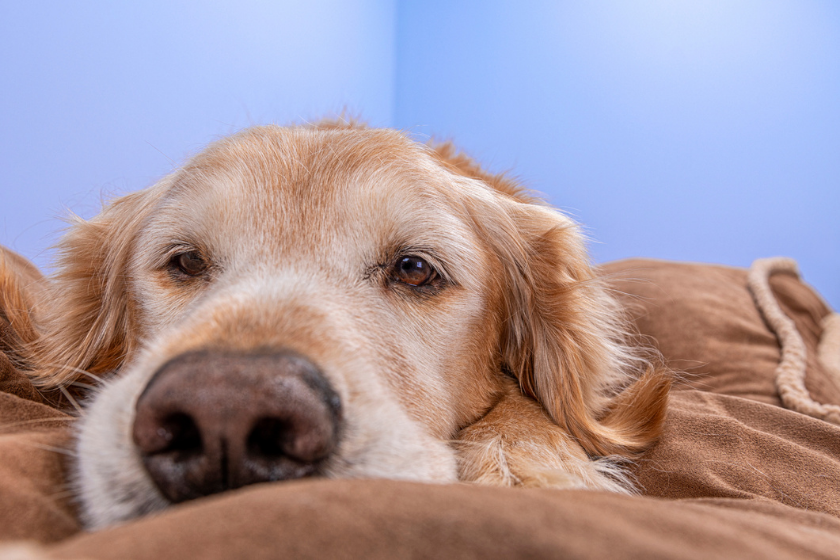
[469,193,669,458]
[0,247,44,369]
[25,182,169,389]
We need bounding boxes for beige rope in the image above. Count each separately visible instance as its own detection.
[748,257,840,425]
[819,313,840,384]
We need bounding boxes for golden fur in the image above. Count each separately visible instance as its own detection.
[3,121,669,528]
[0,247,43,370]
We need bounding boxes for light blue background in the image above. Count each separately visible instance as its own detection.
[2,1,837,309]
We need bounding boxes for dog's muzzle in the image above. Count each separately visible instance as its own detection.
[132,349,342,503]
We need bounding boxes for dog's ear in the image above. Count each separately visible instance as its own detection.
[26,182,169,389]
[0,247,44,369]
[467,191,669,458]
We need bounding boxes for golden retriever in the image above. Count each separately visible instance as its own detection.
[6,120,669,528]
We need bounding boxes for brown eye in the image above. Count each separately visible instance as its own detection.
[393,256,436,287]
[172,251,208,277]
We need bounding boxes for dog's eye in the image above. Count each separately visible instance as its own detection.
[393,256,437,287]
[172,251,208,277]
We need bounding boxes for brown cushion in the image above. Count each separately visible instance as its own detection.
[42,389,840,560]
[0,357,78,543]
[2,257,839,559]
[44,475,840,560]
[601,259,840,407]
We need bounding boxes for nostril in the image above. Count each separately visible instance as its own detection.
[246,416,334,464]
[133,410,203,456]
[134,409,211,504]
[247,417,292,460]
[159,413,202,456]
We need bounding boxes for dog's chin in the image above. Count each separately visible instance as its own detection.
[74,357,460,530]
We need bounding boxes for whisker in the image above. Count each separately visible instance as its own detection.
[0,417,73,432]
[47,489,77,502]
[58,386,84,416]
[40,363,104,385]
[20,441,78,458]
[69,381,99,392]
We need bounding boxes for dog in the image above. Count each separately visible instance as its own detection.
[8,120,669,528]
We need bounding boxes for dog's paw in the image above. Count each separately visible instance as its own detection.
[455,379,635,493]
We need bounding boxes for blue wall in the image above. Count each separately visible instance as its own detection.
[2,1,838,309]
[0,0,396,266]
[396,1,839,309]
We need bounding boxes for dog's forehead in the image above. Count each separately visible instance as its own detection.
[154,126,478,261]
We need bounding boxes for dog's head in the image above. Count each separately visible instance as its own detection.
[29,123,664,527]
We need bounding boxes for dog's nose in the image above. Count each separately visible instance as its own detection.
[132,350,341,503]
